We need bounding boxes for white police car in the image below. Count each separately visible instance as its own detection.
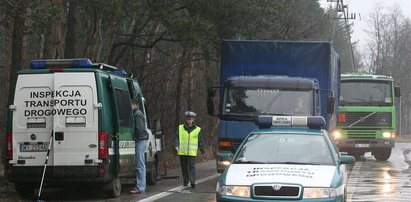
[216,116,355,202]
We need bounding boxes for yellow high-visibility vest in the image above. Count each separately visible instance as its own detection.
[178,124,201,156]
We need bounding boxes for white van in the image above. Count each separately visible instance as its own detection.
[5,58,162,198]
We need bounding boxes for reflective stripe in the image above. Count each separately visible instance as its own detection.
[178,124,201,156]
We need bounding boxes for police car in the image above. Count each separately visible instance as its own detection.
[216,116,355,202]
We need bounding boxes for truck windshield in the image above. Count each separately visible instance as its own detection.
[340,80,392,106]
[223,87,314,116]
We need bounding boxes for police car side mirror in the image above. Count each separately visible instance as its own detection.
[153,120,163,138]
[220,153,234,165]
[340,155,355,165]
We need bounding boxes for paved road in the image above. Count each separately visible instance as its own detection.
[34,143,411,202]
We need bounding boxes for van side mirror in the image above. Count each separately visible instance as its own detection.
[327,96,335,114]
[153,120,162,138]
[395,86,401,97]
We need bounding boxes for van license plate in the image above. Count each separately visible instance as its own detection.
[19,144,48,152]
[355,144,369,148]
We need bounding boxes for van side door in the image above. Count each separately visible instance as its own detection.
[109,76,135,175]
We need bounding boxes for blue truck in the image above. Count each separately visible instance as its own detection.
[207,40,341,173]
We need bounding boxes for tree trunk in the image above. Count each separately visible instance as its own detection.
[64,0,77,58]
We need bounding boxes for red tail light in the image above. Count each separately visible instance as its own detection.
[338,113,346,123]
[98,131,109,159]
[6,132,12,159]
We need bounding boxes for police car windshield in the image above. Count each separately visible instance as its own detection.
[233,134,334,165]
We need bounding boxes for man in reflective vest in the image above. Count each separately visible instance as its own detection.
[175,111,205,188]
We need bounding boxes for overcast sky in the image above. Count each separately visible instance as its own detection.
[319,0,411,50]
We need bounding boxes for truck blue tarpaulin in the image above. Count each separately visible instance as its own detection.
[207,40,341,173]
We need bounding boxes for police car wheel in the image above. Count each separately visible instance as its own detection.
[15,183,35,199]
[147,160,158,185]
[104,176,122,198]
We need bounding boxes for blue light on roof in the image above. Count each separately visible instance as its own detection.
[30,60,46,69]
[113,69,127,76]
[73,59,92,67]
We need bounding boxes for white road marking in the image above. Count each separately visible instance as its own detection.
[137,173,220,202]
[347,160,363,201]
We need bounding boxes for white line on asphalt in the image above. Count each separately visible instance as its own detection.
[347,160,363,201]
[137,173,220,202]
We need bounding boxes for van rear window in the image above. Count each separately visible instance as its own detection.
[114,89,132,127]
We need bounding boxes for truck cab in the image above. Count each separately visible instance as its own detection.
[208,40,340,173]
[331,73,400,161]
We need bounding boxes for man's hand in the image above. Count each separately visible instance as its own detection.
[175,147,179,151]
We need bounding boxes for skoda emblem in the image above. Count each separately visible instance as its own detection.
[30,134,36,140]
[272,184,282,191]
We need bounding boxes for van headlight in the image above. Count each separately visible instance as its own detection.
[303,188,337,198]
[219,185,250,197]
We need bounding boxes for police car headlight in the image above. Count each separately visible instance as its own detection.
[303,188,337,198]
[219,185,250,197]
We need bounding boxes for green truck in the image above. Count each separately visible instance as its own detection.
[331,73,401,161]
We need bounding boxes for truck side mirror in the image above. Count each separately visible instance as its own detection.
[207,87,219,116]
[153,120,162,138]
[327,96,335,114]
[395,86,401,97]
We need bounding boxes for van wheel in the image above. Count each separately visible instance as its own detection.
[374,148,392,161]
[104,176,122,198]
[147,160,158,185]
[15,183,36,199]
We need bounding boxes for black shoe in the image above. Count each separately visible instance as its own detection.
[191,183,195,188]
[183,182,188,186]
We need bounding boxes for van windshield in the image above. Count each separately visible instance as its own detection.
[223,87,314,117]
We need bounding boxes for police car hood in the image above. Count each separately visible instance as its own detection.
[225,164,336,187]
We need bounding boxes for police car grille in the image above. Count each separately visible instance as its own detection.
[253,184,301,199]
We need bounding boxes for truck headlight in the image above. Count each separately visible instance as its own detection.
[303,188,337,198]
[382,131,394,138]
[219,185,250,197]
[331,130,342,140]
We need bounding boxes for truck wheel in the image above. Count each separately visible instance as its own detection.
[104,176,122,198]
[373,148,392,161]
[147,159,158,185]
[15,183,36,199]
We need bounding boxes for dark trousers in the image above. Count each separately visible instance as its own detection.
[179,155,196,185]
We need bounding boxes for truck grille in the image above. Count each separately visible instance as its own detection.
[340,112,391,128]
[347,130,376,138]
[253,184,301,199]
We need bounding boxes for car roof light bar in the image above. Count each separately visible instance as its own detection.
[30,58,92,69]
[257,115,326,129]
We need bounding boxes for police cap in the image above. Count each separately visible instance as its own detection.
[185,111,197,118]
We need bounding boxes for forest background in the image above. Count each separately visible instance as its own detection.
[1,0,411,169]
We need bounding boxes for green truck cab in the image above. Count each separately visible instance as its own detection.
[5,59,163,198]
[331,73,401,161]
